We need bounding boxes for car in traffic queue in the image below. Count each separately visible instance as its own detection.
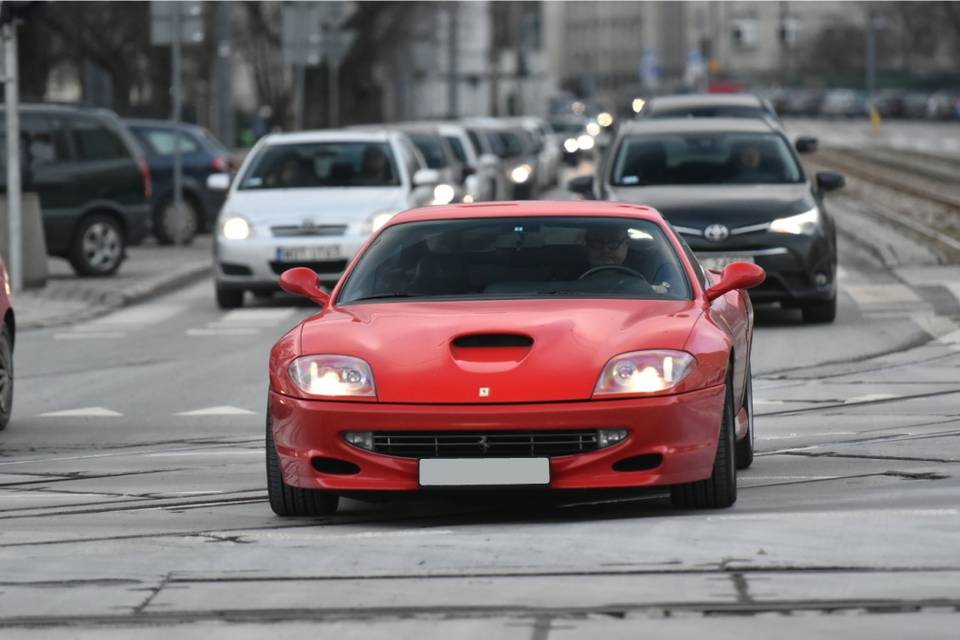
[265,201,765,516]
[463,118,541,200]
[0,257,13,431]
[549,115,592,165]
[376,124,466,206]
[210,129,441,309]
[569,118,844,323]
[638,93,781,124]
[1,103,151,276]
[511,116,562,191]
[434,122,498,203]
[124,118,235,244]
[460,122,511,200]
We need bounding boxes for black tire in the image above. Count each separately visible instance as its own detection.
[266,415,339,517]
[801,296,837,324]
[153,196,200,245]
[670,371,738,509]
[0,325,12,431]
[68,214,125,276]
[735,364,755,470]
[216,285,244,310]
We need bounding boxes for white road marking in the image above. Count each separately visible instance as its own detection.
[219,308,296,324]
[758,432,857,441]
[844,284,923,306]
[186,328,261,336]
[176,406,257,416]
[707,509,958,521]
[844,393,898,404]
[37,407,123,417]
[53,332,126,340]
[85,304,186,327]
[145,450,261,457]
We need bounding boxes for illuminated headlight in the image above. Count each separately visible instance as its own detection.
[577,134,595,151]
[369,211,397,232]
[769,207,820,235]
[586,122,601,137]
[288,355,376,399]
[220,215,252,240]
[598,428,628,448]
[563,137,579,153]
[597,112,614,127]
[594,350,697,397]
[510,164,532,184]
[432,183,456,205]
[344,431,374,450]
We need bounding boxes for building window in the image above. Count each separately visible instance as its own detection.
[731,18,758,49]
[779,17,800,47]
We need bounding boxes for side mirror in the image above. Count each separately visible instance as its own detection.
[412,168,440,187]
[461,165,476,181]
[816,171,845,192]
[279,267,331,306]
[567,174,594,197]
[795,136,818,154]
[207,173,231,191]
[706,262,766,302]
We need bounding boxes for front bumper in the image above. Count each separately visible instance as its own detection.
[215,234,367,291]
[689,231,836,304]
[269,385,726,492]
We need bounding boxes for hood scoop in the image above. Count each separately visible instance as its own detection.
[452,334,534,348]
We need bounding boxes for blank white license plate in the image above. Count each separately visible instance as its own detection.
[699,255,754,272]
[276,245,342,262]
[419,458,550,487]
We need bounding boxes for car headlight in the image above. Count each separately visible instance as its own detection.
[287,355,376,399]
[593,350,697,397]
[563,138,579,153]
[769,207,820,235]
[510,164,532,184]
[432,183,456,205]
[577,134,595,151]
[220,215,252,240]
[369,211,397,233]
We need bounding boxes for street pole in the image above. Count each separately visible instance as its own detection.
[3,22,22,292]
[171,2,185,244]
[329,61,339,127]
[293,63,305,130]
[214,1,234,148]
[447,2,458,119]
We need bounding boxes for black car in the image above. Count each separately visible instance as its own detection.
[569,118,845,323]
[0,104,151,275]
[124,119,232,244]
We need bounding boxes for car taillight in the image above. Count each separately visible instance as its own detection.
[211,156,226,172]
[138,158,152,199]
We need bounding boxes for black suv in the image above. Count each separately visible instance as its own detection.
[0,104,151,276]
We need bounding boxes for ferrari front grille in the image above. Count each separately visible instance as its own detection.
[370,430,600,458]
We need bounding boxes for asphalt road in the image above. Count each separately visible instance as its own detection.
[2,185,960,637]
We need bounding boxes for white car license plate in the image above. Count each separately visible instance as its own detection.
[419,458,550,487]
[276,246,342,262]
[698,255,754,272]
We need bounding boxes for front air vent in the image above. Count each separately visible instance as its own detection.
[452,334,534,348]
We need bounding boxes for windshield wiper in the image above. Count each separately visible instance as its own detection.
[347,293,413,302]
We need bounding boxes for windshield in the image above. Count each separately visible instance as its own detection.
[649,105,768,119]
[239,142,400,189]
[338,216,691,304]
[408,133,449,169]
[611,132,803,186]
[495,131,525,158]
[444,135,468,163]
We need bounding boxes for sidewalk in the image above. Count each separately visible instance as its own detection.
[15,236,212,330]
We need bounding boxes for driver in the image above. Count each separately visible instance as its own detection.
[585,226,629,268]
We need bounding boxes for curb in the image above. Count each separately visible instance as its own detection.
[20,262,212,331]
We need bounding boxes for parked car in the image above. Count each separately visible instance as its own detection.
[821,89,869,118]
[782,89,824,117]
[0,103,151,276]
[265,201,765,515]
[926,91,960,120]
[124,119,234,244]
[569,118,845,323]
[0,257,13,430]
[209,129,440,309]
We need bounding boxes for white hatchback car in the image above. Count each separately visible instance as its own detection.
[208,129,439,309]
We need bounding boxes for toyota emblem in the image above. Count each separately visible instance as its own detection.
[704,224,730,242]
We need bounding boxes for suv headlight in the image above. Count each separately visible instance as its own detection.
[288,355,376,399]
[220,215,253,240]
[510,164,532,184]
[769,207,820,235]
[594,350,697,397]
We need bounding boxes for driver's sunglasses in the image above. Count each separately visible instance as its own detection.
[587,237,627,251]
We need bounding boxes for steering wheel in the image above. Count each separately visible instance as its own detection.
[577,265,646,281]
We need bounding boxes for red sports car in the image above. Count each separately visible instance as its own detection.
[267,201,764,516]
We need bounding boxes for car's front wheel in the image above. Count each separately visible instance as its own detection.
[0,325,12,431]
[670,370,737,509]
[68,214,125,276]
[735,364,755,470]
[215,285,244,310]
[266,415,339,517]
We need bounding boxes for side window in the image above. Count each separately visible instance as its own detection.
[70,117,128,161]
[396,139,423,181]
[22,114,71,167]
[139,128,200,156]
[674,231,707,289]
